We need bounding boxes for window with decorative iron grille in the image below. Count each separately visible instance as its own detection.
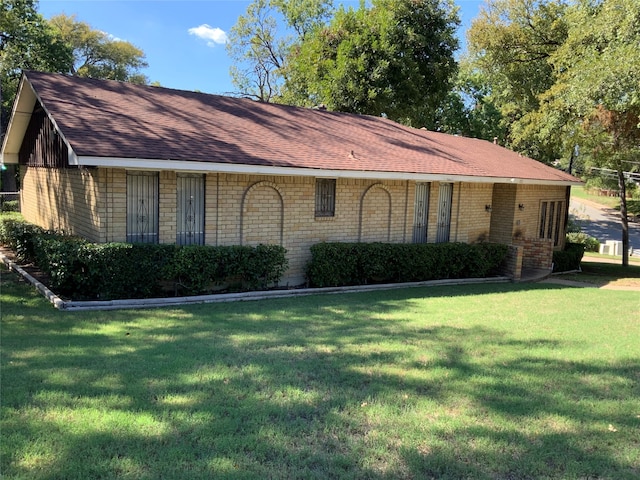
[176,174,205,245]
[315,179,336,217]
[126,172,159,244]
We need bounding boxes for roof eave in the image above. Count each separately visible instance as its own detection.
[1,75,37,164]
[76,156,583,186]
[1,72,77,167]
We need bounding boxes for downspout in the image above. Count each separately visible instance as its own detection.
[454,183,462,241]
[403,180,409,243]
[216,173,220,246]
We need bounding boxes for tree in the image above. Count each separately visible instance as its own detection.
[542,0,640,266]
[1,0,72,132]
[226,0,332,101]
[282,0,459,127]
[49,14,148,84]
[434,60,505,141]
[467,0,569,162]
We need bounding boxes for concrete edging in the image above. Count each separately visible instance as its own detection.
[1,252,511,311]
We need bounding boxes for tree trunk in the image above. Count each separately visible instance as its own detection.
[617,169,629,267]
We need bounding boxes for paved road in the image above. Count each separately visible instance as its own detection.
[569,198,640,254]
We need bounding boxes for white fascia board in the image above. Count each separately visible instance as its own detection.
[1,76,37,162]
[0,74,77,166]
[77,156,582,186]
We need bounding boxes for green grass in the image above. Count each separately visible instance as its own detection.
[1,267,639,479]
[561,257,640,287]
[572,186,640,216]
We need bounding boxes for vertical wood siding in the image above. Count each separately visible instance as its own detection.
[18,103,68,168]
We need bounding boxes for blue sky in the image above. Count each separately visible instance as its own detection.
[38,0,486,95]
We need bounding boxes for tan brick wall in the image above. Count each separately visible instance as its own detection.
[159,171,177,244]
[103,168,126,242]
[453,183,493,243]
[514,184,568,250]
[490,183,568,253]
[21,166,571,285]
[20,166,102,242]
[490,183,517,244]
[242,181,283,246]
[514,237,554,270]
[360,183,392,242]
[499,244,524,280]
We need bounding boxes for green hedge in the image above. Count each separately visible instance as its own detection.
[164,243,288,295]
[32,236,176,300]
[566,232,600,252]
[1,215,288,300]
[0,200,19,213]
[306,242,508,287]
[0,216,45,261]
[552,242,585,273]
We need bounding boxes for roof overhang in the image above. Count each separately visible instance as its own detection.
[1,73,78,167]
[1,75,38,165]
[76,155,583,186]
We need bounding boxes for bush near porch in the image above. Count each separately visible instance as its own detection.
[307,242,508,287]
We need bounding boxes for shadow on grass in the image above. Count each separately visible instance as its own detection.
[2,270,639,479]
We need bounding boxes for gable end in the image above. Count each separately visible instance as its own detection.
[19,102,69,168]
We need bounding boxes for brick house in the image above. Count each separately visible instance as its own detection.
[1,71,580,284]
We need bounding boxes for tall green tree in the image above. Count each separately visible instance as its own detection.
[542,0,640,266]
[283,0,459,127]
[434,60,505,141]
[467,0,569,162]
[49,14,148,84]
[1,0,72,132]
[226,0,332,101]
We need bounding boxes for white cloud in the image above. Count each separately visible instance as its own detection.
[188,24,228,47]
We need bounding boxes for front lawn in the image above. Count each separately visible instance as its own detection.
[1,267,639,479]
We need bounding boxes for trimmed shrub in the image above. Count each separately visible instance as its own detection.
[1,216,289,300]
[165,244,288,294]
[552,243,585,273]
[32,236,175,300]
[0,200,19,213]
[0,216,46,262]
[566,232,600,253]
[306,242,508,287]
[31,239,288,300]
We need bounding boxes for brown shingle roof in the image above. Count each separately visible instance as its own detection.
[23,71,578,183]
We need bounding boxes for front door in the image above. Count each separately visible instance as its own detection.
[436,183,453,243]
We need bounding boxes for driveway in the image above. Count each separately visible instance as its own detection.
[569,197,640,254]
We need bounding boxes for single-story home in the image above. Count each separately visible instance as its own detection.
[1,71,581,284]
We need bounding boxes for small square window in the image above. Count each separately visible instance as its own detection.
[315,179,336,217]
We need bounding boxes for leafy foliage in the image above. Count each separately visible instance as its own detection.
[552,242,585,273]
[1,1,149,133]
[0,215,288,300]
[0,0,73,130]
[0,200,19,212]
[283,0,459,127]
[49,14,148,83]
[306,241,508,287]
[228,0,459,127]
[165,243,288,295]
[466,0,569,161]
[0,216,46,261]
[566,232,600,253]
[434,61,506,140]
[543,0,640,265]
